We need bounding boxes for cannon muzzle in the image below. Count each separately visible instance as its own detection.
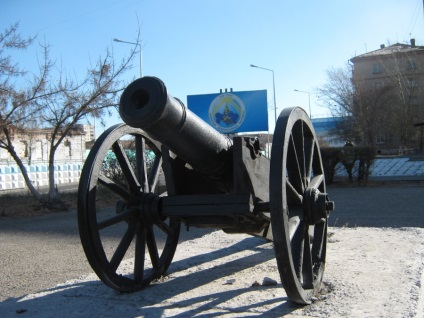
[119,76,232,178]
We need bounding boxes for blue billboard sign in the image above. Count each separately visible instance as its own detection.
[187,90,268,134]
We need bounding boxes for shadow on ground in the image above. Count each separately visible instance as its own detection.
[1,236,300,317]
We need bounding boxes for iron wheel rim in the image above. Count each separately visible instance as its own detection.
[270,107,328,305]
[77,124,180,292]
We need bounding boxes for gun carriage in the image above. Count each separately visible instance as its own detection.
[77,76,334,305]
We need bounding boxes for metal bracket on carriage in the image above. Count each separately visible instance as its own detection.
[244,137,262,159]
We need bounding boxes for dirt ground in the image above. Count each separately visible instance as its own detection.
[1,228,423,317]
[0,187,113,218]
[1,184,423,317]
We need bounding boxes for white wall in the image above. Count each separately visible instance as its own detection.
[0,127,90,191]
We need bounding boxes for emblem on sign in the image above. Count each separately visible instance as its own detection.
[208,93,246,133]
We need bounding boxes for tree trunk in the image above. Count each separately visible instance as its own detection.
[48,150,58,201]
[7,146,43,201]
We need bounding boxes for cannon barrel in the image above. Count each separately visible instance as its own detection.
[119,76,233,178]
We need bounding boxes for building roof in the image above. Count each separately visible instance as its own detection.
[350,39,424,63]
[24,126,86,136]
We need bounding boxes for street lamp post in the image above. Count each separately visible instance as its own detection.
[250,64,277,124]
[113,38,142,77]
[294,89,311,118]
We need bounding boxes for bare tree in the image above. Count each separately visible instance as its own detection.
[0,23,55,200]
[39,47,138,200]
[0,22,138,203]
[317,63,393,147]
[317,64,363,145]
[352,79,393,146]
[381,51,424,149]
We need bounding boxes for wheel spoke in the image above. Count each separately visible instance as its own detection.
[287,133,305,193]
[292,121,306,185]
[161,146,177,196]
[135,135,149,193]
[309,174,324,190]
[290,220,306,281]
[302,227,313,289]
[148,154,162,193]
[110,224,137,272]
[98,175,139,202]
[155,219,176,236]
[286,180,303,206]
[304,138,314,183]
[146,225,160,269]
[312,223,326,264]
[312,141,324,178]
[134,225,147,283]
[288,213,302,241]
[112,140,140,192]
[97,207,138,230]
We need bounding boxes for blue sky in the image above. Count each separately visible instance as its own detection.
[2,0,424,136]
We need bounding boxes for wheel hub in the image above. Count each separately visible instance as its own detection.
[138,192,162,224]
[303,187,334,225]
[115,193,163,225]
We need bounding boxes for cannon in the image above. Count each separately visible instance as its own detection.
[77,76,334,305]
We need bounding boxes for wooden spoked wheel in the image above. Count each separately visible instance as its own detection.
[78,124,180,293]
[270,107,332,305]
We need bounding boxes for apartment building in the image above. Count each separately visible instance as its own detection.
[350,39,424,152]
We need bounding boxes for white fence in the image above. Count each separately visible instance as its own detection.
[0,162,83,191]
[334,157,424,179]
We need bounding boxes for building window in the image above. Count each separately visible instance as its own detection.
[411,96,419,106]
[407,79,417,88]
[21,140,28,157]
[406,59,417,71]
[373,63,383,74]
[373,81,383,89]
[376,135,386,144]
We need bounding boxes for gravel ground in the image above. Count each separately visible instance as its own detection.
[1,227,423,317]
[1,184,424,317]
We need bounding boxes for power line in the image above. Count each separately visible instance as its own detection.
[405,0,421,40]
